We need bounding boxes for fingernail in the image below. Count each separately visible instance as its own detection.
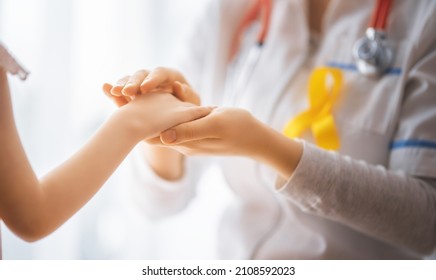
[111,89,121,96]
[162,129,176,143]
[121,89,130,96]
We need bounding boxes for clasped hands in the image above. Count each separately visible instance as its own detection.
[103,67,303,179]
[103,67,266,158]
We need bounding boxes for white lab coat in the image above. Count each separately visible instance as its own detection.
[131,0,436,259]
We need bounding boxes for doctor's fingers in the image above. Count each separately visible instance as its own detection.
[173,105,215,128]
[145,136,163,146]
[160,114,218,145]
[102,83,113,96]
[140,67,173,94]
[173,81,201,105]
[122,69,150,97]
[103,83,129,107]
[145,136,219,156]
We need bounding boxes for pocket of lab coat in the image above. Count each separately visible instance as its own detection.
[322,37,410,164]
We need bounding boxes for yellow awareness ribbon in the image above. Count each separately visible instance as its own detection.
[283,67,343,150]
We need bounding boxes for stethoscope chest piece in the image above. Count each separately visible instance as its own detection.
[353,28,393,77]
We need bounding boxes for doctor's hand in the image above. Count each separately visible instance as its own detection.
[150,107,303,179]
[150,108,259,156]
[103,67,200,106]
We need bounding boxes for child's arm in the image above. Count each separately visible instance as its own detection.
[0,68,211,241]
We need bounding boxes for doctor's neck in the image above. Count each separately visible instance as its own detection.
[308,0,331,34]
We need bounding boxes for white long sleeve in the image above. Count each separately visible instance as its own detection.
[128,145,210,219]
[279,142,436,256]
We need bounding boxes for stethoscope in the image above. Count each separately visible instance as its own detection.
[225,0,272,106]
[352,0,394,77]
[230,0,394,81]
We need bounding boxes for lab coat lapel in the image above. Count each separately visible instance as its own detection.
[240,0,310,123]
[202,0,253,106]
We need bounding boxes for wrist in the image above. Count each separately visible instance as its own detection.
[251,121,303,179]
[107,111,143,146]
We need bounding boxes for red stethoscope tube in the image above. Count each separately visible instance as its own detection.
[369,0,392,31]
[232,0,393,56]
[233,0,394,77]
[229,0,272,61]
[353,0,394,77]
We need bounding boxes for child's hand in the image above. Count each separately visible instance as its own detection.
[112,92,212,142]
[103,67,200,106]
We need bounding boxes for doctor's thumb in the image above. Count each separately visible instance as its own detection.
[160,116,213,144]
[161,129,178,144]
[160,123,200,145]
[161,125,197,145]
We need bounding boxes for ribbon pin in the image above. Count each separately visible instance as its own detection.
[283,67,343,150]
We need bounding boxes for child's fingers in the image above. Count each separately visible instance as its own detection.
[111,76,130,96]
[122,69,149,97]
[140,68,170,94]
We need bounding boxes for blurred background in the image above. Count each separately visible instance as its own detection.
[0,0,233,259]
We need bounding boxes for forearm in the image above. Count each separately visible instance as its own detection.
[35,114,137,238]
[0,73,137,240]
[244,118,436,254]
[130,146,205,219]
[250,120,303,180]
[280,143,436,255]
[143,144,185,181]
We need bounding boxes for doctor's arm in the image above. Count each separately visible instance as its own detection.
[155,101,436,255]
[0,68,211,241]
